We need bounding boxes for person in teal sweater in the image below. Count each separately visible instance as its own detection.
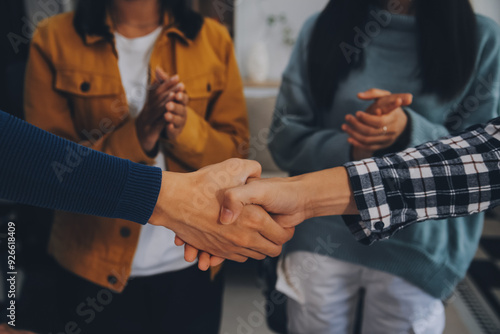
[268,0,500,333]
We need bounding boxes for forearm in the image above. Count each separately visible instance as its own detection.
[296,167,358,219]
[0,111,162,224]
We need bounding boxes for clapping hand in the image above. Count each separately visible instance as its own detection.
[136,67,186,154]
[342,88,413,160]
[154,68,188,140]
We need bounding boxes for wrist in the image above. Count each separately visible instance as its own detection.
[300,167,358,219]
[149,171,185,230]
[135,119,160,157]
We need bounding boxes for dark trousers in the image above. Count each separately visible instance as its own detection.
[51,263,224,334]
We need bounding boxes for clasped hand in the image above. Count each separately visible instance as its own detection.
[148,159,296,269]
[342,88,413,160]
[135,68,188,155]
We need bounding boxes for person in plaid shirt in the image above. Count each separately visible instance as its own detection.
[220,116,500,242]
[181,116,500,274]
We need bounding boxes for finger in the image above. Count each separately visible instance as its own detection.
[343,125,392,146]
[235,247,267,261]
[220,182,267,225]
[374,94,413,114]
[367,98,401,115]
[164,123,181,141]
[233,205,293,255]
[392,93,413,106]
[184,244,199,262]
[358,88,391,100]
[174,235,185,246]
[198,252,211,271]
[210,256,225,267]
[356,111,386,128]
[156,83,185,105]
[155,67,170,83]
[174,92,189,106]
[344,114,380,135]
[165,101,187,117]
[155,76,181,97]
[274,214,302,228]
[164,112,185,127]
[256,210,295,246]
[223,253,249,263]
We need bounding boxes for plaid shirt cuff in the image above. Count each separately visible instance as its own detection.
[343,160,396,245]
[343,117,500,245]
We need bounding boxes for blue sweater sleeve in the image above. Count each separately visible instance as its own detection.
[0,110,162,225]
[268,14,352,174]
[406,15,500,148]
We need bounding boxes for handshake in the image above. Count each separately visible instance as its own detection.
[149,159,298,270]
[148,89,415,270]
[148,158,357,270]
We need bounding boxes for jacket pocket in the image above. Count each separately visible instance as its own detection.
[55,69,122,97]
[54,69,127,133]
[184,71,224,118]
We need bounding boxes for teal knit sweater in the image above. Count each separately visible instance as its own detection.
[269,11,500,299]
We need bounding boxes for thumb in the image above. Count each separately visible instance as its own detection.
[219,182,265,225]
[358,88,391,100]
[155,67,169,83]
[174,235,185,246]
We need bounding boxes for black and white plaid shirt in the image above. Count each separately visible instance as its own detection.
[344,117,500,245]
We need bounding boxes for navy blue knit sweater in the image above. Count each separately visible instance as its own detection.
[0,110,162,225]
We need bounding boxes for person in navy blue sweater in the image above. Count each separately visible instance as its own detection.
[0,110,293,265]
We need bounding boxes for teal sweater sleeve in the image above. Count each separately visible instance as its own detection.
[406,16,500,148]
[0,110,162,225]
[268,14,352,174]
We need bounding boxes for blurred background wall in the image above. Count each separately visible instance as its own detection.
[234,0,500,82]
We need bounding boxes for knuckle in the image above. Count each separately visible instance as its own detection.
[271,246,282,258]
[225,190,238,204]
[245,208,262,225]
[238,234,252,248]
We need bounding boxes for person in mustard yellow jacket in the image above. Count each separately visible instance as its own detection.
[24,0,249,333]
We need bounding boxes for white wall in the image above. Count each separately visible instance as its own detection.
[471,0,500,25]
[235,0,500,82]
[234,0,329,81]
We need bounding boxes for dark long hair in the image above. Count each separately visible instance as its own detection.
[73,0,203,42]
[308,0,478,109]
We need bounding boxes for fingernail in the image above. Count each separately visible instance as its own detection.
[172,75,179,81]
[220,208,233,225]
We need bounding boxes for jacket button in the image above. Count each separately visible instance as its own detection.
[80,81,91,92]
[108,275,118,285]
[207,83,212,92]
[120,227,131,238]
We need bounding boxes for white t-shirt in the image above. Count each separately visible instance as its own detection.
[114,27,194,277]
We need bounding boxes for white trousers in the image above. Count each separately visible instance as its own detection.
[276,252,445,334]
